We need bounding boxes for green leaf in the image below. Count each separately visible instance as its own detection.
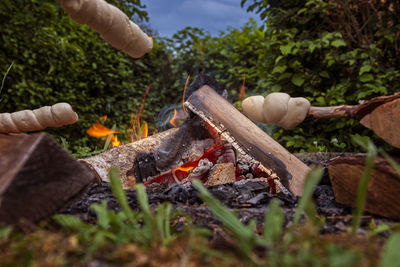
[359,73,374,82]
[53,214,87,230]
[379,233,400,267]
[280,43,295,55]
[291,73,305,87]
[359,65,372,75]
[331,39,346,48]
[90,201,110,229]
[319,71,330,78]
[0,226,12,240]
[272,65,287,74]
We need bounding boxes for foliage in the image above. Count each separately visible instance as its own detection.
[379,233,400,267]
[1,164,400,265]
[0,0,179,153]
[166,0,400,152]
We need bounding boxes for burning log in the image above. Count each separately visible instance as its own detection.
[0,133,96,225]
[185,85,310,196]
[80,128,179,188]
[329,155,400,220]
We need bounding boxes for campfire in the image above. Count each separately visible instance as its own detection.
[80,75,309,202]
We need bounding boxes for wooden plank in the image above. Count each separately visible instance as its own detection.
[329,155,400,219]
[0,133,96,225]
[186,85,310,196]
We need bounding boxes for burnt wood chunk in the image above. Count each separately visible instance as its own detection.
[206,163,236,187]
[0,133,96,224]
[186,85,310,196]
[329,155,400,220]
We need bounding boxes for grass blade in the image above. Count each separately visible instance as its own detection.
[109,167,134,220]
[293,166,324,224]
[379,233,400,267]
[351,135,377,233]
[192,179,256,254]
[379,149,400,177]
[263,199,284,246]
[0,61,14,103]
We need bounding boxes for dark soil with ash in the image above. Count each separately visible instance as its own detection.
[65,153,395,235]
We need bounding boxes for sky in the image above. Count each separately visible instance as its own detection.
[140,0,263,38]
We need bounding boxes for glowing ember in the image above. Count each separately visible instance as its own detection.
[87,116,118,137]
[175,166,194,172]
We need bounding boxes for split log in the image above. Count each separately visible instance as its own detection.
[329,155,400,220]
[185,85,310,196]
[360,98,400,148]
[0,133,96,225]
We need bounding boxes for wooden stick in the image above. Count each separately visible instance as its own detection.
[308,105,357,119]
[308,93,400,120]
[186,85,310,196]
[308,94,400,148]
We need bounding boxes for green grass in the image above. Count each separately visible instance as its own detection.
[1,154,400,266]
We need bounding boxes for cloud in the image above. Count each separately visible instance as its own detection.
[141,0,261,37]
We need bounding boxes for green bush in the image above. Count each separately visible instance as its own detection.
[0,0,179,153]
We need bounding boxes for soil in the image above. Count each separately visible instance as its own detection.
[65,152,396,235]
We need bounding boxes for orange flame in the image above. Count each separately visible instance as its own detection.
[169,109,179,127]
[111,135,121,147]
[239,74,246,102]
[87,116,118,137]
[141,122,148,138]
[131,85,151,142]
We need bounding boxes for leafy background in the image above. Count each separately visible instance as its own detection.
[1,0,399,153]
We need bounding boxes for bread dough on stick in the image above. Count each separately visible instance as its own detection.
[242,95,266,123]
[58,0,153,58]
[0,103,78,133]
[242,93,310,129]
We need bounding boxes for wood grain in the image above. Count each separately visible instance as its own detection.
[0,133,96,224]
[360,98,400,148]
[187,85,310,196]
[329,155,400,219]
